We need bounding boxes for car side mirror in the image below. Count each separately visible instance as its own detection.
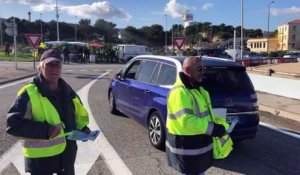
[115,73,125,80]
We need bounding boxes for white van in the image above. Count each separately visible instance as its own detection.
[116,44,151,62]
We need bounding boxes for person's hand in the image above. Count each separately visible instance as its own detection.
[48,124,61,138]
[211,123,226,137]
[81,126,91,142]
[82,126,91,134]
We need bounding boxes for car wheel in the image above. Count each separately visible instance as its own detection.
[108,90,119,114]
[148,111,165,150]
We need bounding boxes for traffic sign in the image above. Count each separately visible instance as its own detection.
[4,21,16,28]
[25,34,43,48]
[5,21,17,36]
[5,28,17,36]
[173,37,186,49]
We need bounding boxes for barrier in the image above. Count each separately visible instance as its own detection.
[236,57,298,67]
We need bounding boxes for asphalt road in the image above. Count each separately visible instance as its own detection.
[0,63,299,175]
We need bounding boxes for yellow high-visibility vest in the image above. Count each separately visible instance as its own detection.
[18,83,89,158]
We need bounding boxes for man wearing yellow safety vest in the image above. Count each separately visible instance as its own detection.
[166,56,233,175]
[6,49,90,175]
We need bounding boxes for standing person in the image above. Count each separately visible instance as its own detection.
[4,42,10,56]
[166,56,233,175]
[63,46,70,63]
[6,49,90,175]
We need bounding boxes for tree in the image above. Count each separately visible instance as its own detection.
[94,19,117,43]
[79,19,91,41]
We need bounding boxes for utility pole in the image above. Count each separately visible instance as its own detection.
[40,13,43,35]
[0,13,2,45]
[75,16,77,41]
[13,17,17,69]
[267,1,275,54]
[241,0,244,60]
[233,29,236,62]
[165,14,168,54]
[55,0,60,41]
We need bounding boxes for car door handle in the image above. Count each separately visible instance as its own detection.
[144,90,150,94]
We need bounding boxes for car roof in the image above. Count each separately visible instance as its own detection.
[134,55,244,68]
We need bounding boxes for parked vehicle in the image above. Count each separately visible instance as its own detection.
[197,48,232,59]
[283,52,300,58]
[108,55,259,149]
[116,44,151,62]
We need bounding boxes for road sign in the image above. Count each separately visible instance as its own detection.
[173,37,186,49]
[5,21,17,36]
[25,34,43,48]
[5,28,17,36]
[4,21,16,28]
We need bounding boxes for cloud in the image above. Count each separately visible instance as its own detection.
[31,3,55,12]
[31,1,132,20]
[202,3,213,11]
[164,0,189,19]
[4,0,53,5]
[271,6,300,16]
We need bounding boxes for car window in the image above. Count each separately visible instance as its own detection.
[137,61,157,83]
[123,61,141,80]
[202,68,253,93]
[156,64,177,85]
[150,63,161,84]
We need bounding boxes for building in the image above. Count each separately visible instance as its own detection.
[278,20,300,51]
[247,19,300,52]
[246,37,279,53]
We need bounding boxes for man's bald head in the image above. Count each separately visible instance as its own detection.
[183,56,201,74]
[182,56,204,83]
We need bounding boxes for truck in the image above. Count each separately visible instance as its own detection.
[116,44,151,62]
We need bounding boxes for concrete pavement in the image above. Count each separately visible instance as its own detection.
[0,61,299,122]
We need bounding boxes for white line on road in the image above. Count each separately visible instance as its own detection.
[75,71,132,175]
[0,77,32,90]
[260,122,300,139]
[0,70,132,175]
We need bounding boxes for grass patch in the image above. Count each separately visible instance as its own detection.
[0,51,37,62]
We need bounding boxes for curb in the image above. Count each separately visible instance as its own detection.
[0,73,37,85]
[259,104,300,122]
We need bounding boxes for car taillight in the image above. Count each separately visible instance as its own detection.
[253,101,259,107]
[250,93,257,99]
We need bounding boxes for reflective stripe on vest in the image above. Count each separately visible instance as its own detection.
[166,141,213,156]
[19,84,66,158]
[23,137,65,148]
[167,84,212,135]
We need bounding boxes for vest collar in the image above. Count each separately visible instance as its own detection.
[33,74,75,100]
[179,72,201,90]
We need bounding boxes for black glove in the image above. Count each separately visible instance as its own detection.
[81,126,91,134]
[211,123,226,137]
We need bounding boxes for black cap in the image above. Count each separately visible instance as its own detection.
[40,49,63,64]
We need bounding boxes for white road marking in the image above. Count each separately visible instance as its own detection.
[260,122,300,139]
[75,71,132,175]
[0,70,132,175]
[0,77,32,90]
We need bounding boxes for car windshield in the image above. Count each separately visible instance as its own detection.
[201,67,253,93]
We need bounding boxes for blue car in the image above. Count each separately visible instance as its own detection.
[108,55,259,150]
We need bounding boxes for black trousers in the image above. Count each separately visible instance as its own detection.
[30,166,74,175]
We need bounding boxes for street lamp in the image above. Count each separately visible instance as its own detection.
[165,14,168,53]
[40,13,43,35]
[55,0,60,41]
[75,16,77,41]
[267,1,275,54]
[241,0,244,60]
[0,13,3,45]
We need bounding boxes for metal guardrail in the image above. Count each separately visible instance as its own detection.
[236,57,299,67]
